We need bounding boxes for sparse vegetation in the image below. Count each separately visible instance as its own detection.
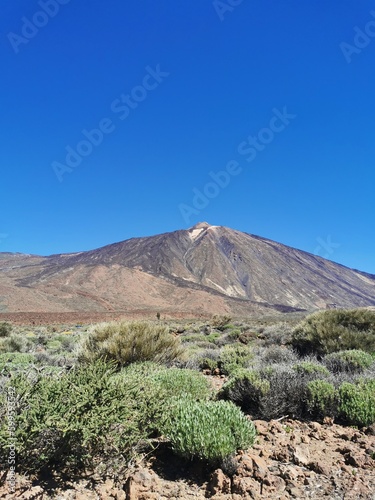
[1,310,374,492]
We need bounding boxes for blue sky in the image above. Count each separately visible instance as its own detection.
[1,0,374,273]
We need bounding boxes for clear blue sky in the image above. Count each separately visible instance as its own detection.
[1,0,374,273]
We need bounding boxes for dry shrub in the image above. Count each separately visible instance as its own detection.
[78,320,185,367]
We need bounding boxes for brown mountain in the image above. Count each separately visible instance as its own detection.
[0,222,374,316]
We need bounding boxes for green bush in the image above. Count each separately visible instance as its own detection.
[46,340,62,352]
[0,353,36,375]
[218,369,269,415]
[323,350,374,374]
[111,363,213,435]
[151,368,212,401]
[227,329,242,340]
[219,344,253,375]
[0,334,32,354]
[290,309,375,356]
[0,360,156,472]
[211,315,232,331]
[338,380,375,427]
[292,361,330,377]
[0,322,12,338]
[307,380,336,419]
[161,398,256,464]
[78,320,185,367]
[261,345,298,365]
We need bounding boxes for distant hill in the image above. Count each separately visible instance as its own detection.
[0,222,374,316]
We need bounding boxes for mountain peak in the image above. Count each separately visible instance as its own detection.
[190,222,211,230]
[1,223,374,315]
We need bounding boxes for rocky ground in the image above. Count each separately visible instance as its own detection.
[1,418,374,499]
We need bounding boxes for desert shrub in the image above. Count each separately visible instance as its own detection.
[227,329,242,340]
[323,350,374,374]
[150,367,212,401]
[0,334,32,354]
[182,333,221,344]
[306,380,337,419]
[78,320,184,367]
[218,369,269,415]
[211,315,232,331]
[0,353,36,375]
[111,363,213,433]
[260,345,298,365]
[33,351,75,367]
[114,363,212,401]
[46,340,62,352]
[262,322,294,346]
[292,361,330,378]
[259,365,308,420]
[115,360,165,378]
[186,349,220,372]
[160,398,256,464]
[0,360,162,472]
[338,380,375,427]
[290,309,375,356]
[56,334,76,351]
[218,344,253,375]
[0,322,12,338]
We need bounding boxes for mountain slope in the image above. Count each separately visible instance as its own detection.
[0,223,374,315]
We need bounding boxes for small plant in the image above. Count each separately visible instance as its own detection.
[261,345,298,365]
[218,369,269,415]
[151,367,212,401]
[0,353,36,375]
[292,361,330,378]
[262,322,294,346]
[46,340,62,352]
[0,322,12,338]
[307,379,336,419]
[211,315,232,331]
[338,380,375,427]
[259,365,308,420]
[160,398,256,464]
[227,329,241,340]
[218,344,253,375]
[323,350,374,374]
[0,334,32,354]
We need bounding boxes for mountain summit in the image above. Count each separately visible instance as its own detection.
[0,224,374,315]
